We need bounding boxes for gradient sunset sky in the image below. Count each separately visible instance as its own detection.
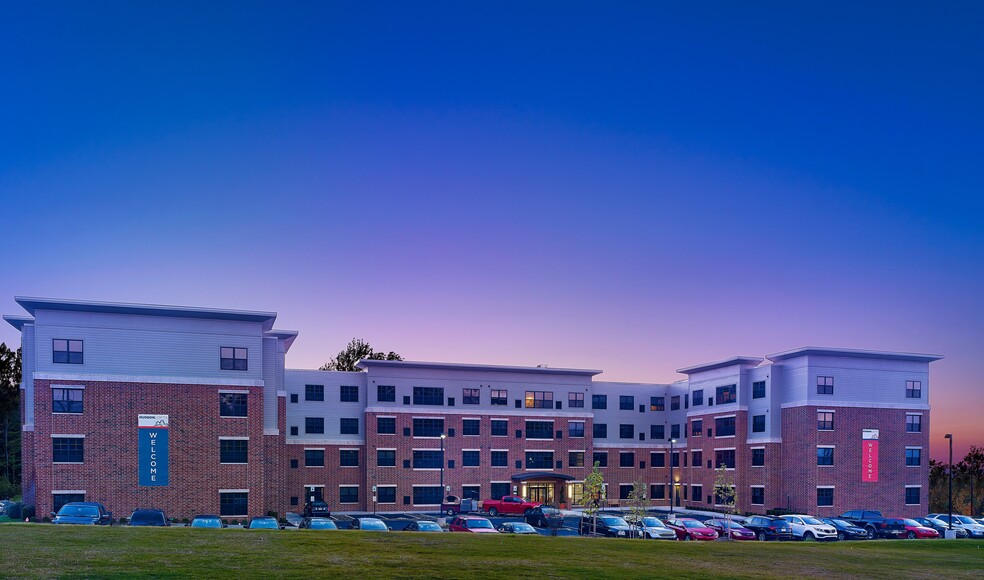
[1,2,981,461]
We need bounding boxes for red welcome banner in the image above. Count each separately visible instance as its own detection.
[862,429,879,482]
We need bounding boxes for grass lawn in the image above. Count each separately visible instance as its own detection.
[0,525,982,579]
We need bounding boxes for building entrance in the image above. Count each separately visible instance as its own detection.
[526,483,555,504]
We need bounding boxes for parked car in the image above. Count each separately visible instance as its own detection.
[781,514,838,541]
[742,515,794,541]
[302,501,330,518]
[0,499,12,515]
[819,518,868,541]
[350,517,389,531]
[898,518,939,539]
[703,519,756,540]
[578,515,633,538]
[190,515,224,528]
[914,517,965,538]
[664,518,718,541]
[51,502,113,525]
[526,505,565,529]
[928,514,984,538]
[497,522,539,534]
[630,516,677,540]
[403,520,443,532]
[838,510,905,540]
[127,509,169,526]
[482,495,541,517]
[299,517,337,530]
[248,516,281,530]
[448,515,498,533]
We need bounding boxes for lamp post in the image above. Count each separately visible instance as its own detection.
[945,433,953,532]
[669,438,676,514]
[440,433,447,501]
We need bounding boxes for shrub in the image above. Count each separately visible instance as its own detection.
[8,503,22,519]
[267,511,278,519]
[22,505,35,520]
[42,516,51,523]
[119,517,128,524]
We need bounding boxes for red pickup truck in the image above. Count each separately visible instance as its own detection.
[482,496,541,517]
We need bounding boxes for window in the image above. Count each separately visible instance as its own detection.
[817,411,834,431]
[714,416,736,437]
[53,339,83,364]
[340,450,359,467]
[52,437,84,463]
[650,484,665,500]
[670,396,680,411]
[491,389,508,406]
[906,380,922,399]
[305,417,324,434]
[52,388,83,414]
[218,392,246,417]
[692,390,703,406]
[905,486,921,505]
[650,451,665,468]
[650,396,664,411]
[752,415,766,433]
[463,388,480,405]
[592,451,608,467]
[377,449,396,467]
[304,449,325,467]
[569,392,584,408]
[413,387,444,406]
[715,384,736,405]
[651,424,664,440]
[568,421,585,438]
[817,447,834,466]
[305,385,324,401]
[526,451,553,469]
[220,492,248,516]
[462,450,480,467]
[340,486,359,504]
[413,418,444,437]
[290,426,298,436]
[691,420,703,437]
[692,450,702,467]
[53,493,85,512]
[463,419,480,436]
[340,385,359,402]
[592,394,607,409]
[490,482,510,500]
[751,448,765,467]
[714,486,735,506]
[219,439,248,464]
[619,484,634,500]
[377,486,396,503]
[715,449,736,469]
[377,385,396,402]
[691,485,702,502]
[906,448,922,467]
[817,487,834,507]
[684,394,689,409]
[461,486,480,501]
[751,487,765,505]
[413,450,443,469]
[290,394,298,404]
[525,391,553,409]
[491,419,508,436]
[569,451,585,467]
[620,395,634,410]
[619,424,634,439]
[377,417,396,434]
[817,376,834,395]
[753,381,766,399]
[671,452,680,468]
[906,414,922,433]
[413,486,442,505]
[670,424,680,440]
[491,451,508,467]
[593,423,607,439]
[340,418,359,435]
[219,347,247,371]
[619,452,635,468]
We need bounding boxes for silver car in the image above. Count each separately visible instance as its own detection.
[633,516,678,540]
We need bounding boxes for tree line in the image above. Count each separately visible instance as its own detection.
[0,343,21,499]
[929,446,984,516]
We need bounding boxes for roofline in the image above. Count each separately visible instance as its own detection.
[767,346,944,364]
[266,330,299,353]
[676,356,765,375]
[356,359,602,376]
[14,296,278,331]
[3,314,33,331]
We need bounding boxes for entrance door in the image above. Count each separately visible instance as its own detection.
[527,483,555,505]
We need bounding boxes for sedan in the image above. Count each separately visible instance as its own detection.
[928,514,984,538]
[448,516,499,533]
[914,517,965,538]
[248,516,281,530]
[51,502,114,526]
[526,506,565,529]
[664,518,718,541]
[350,517,389,531]
[190,515,224,528]
[704,519,756,540]
[819,518,868,541]
[404,521,443,532]
[299,517,338,530]
[632,517,677,540]
[899,518,940,539]
[127,509,169,527]
[498,522,539,535]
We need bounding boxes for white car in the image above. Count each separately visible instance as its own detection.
[632,517,678,540]
[781,514,838,541]
[928,514,984,538]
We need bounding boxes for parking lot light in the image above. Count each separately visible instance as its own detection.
[440,433,447,501]
[669,438,676,514]
[945,434,953,532]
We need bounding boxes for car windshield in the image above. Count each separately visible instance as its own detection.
[902,519,921,527]
[541,507,559,515]
[310,519,337,529]
[682,520,705,529]
[600,517,628,527]
[955,516,978,524]
[131,511,164,523]
[466,519,494,529]
[359,519,387,530]
[513,524,535,532]
[415,522,441,531]
[250,518,278,529]
[802,517,823,525]
[59,505,99,518]
[830,519,850,527]
[192,517,221,528]
[640,518,664,528]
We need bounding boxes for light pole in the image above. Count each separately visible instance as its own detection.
[945,433,953,532]
[669,438,676,514]
[440,433,447,502]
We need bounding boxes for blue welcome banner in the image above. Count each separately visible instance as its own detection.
[138,414,169,486]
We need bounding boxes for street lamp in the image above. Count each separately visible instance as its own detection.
[669,438,677,514]
[440,433,447,502]
[945,433,953,532]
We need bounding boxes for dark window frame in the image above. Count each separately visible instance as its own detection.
[490,389,508,406]
[525,391,554,409]
[463,388,481,405]
[305,417,325,435]
[52,339,83,365]
[377,385,396,402]
[817,376,834,395]
[413,386,445,406]
[52,387,84,414]
[340,385,359,403]
[340,449,359,467]
[715,384,737,405]
[340,418,359,435]
[52,437,84,463]
[568,392,584,408]
[906,380,922,399]
[219,439,248,464]
[219,346,247,371]
[305,384,324,402]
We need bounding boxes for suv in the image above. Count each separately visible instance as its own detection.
[127,509,169,526]
[51,502,114,525]
[928,514,984,538]
[578,515,633,537]
[838,510,906,539]
[303,501,330,518]
[781,514,838,541]
[742,515,794,541]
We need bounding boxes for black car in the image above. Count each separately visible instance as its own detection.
[742,516,794,541]
[404,520,443,532]
[303,501,330,518]
[128,509,169,526]
[820,518,868,540]
[578,515,633,537]
[51,502,114,525]
[526,506,565,529]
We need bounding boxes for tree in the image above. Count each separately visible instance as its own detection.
[583,461,605,535]
[626,478,649,538]
[0,343,22,498]
[714,464,737,539]
[319,339,402,372]
[957,446,984,517]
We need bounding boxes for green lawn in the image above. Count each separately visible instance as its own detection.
[0,525,981,579]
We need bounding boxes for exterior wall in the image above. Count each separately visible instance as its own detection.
[285,370,367,444]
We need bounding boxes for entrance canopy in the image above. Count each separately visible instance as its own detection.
[510,473,576,482]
